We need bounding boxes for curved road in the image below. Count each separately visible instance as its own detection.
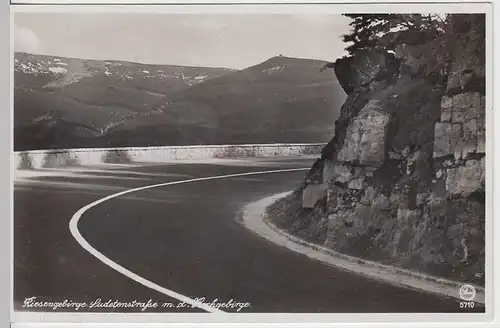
[14,157,484,313]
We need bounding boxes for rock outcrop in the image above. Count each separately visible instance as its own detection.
[268,14,486,285]
[334,50,400,94]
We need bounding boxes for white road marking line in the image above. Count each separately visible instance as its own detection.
[69,167,310,313]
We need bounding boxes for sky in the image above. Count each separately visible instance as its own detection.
[13,13,352,69]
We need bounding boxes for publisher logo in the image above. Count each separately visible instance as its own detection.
[459,284,476,301]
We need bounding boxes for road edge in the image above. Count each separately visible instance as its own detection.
[241,191,486,305]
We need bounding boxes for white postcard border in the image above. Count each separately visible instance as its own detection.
[8,1,496,326]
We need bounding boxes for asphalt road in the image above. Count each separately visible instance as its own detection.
[13,157,485,313]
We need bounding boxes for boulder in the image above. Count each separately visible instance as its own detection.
[348,178,365,190]
[337,101,391,167]
[373,194,391,211]
[328,163,351,184]
[302,183,328,209]
[462,119,478,158]
[445,160,484,195]
[334,50,398,94]
[440,96,453,122]
[451,92,482,123]
[433,123,463,158]
[360,186,377,205]
[321,159,335,183]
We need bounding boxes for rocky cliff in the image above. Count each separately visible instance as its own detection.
[267,14,486,285]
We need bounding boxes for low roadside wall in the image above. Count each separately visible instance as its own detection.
[13,143,325,170]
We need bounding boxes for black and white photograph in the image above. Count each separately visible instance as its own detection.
[11,5,489,320]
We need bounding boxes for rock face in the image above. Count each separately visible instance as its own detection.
[336,100,391,167]
[269,14,486,286]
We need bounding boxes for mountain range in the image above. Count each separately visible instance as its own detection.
[14,52,346,150]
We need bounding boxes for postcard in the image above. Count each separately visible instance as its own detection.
[10,2,492,325]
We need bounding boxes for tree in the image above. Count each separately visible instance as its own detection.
[342,14,400,55]
[341,14,446,57]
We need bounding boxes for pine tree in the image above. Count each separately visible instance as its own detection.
[342,14,445,56]
[342,14,400,55]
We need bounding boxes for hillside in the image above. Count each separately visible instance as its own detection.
[14,54,346,150]
[14,52,236,150]
[105,56,346,147]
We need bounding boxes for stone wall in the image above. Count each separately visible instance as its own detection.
[14,143,325,170]
[434,92,485,196]
[432,14,486,197]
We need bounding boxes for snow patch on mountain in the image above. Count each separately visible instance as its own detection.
[48,67,68,75]
[16,62,42,75]
[262,65,285,75]
[15,53,238,90]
